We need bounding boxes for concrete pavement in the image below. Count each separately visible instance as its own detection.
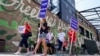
[0,53,100,56]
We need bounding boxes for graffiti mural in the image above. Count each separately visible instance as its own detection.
[0,0,69,52]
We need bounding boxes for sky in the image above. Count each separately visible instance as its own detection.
[75,0,100,11]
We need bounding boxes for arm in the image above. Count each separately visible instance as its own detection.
[41,25,46,29]
[41,23,47,30]
[51,37,54,40]
[51,33,54,40]
[26,24,31,32]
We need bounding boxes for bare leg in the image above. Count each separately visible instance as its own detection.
[33,38,41,54]
[47,47,49,54]
[17,47,22,52]
[42,38,47,56]
[50,47,52,54]
[14,47,22,55]
[26,48,29,52]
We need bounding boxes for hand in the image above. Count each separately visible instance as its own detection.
[38,28,40,30]
[41,25,45,30]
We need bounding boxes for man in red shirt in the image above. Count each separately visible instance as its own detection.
[68,28,76,55]
[68,29,76,43]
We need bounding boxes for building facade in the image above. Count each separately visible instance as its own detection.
[60,0,76,23]
[0,0,69,52]
[77,12,100,47]
[0,0,99,52]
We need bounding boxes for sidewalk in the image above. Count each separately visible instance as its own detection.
[0,53,100,56]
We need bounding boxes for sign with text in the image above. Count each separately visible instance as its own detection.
[39,0,48,18]
[18,26,25,33]
[70,18,78,30]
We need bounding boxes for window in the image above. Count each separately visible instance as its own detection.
[79,26,85,35]
[90,33,92,39]
[86,30,89,38]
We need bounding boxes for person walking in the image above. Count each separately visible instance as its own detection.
[46,27,54,55]
[14,21,32,55]
[57,28,66,54]
[33,19,48,56]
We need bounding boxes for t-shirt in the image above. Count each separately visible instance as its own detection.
[68,30,76,42]
[24,23,31,34]
[46,32,53,43]
[38,23,48,34]
[58,32,65,42]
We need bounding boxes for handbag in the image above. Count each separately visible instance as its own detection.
[63,40,68,47]
[27,32,32,37]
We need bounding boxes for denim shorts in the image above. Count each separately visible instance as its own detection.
[39,32,47,38]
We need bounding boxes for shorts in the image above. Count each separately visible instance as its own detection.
[47,43,52,47]
[39,32,47,38]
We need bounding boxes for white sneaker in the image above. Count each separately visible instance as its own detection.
[14,51,20,55]
[26,52,30,55]
[25,52,33,56]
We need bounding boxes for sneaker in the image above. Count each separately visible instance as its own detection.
[14,51,20,55]
[25,52,33,56]
[25,52,30,56]
[41,54,44,56]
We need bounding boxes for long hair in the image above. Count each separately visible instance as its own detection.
[44,19,46,22]
[42,19,47,23]
[24,21,29,26]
